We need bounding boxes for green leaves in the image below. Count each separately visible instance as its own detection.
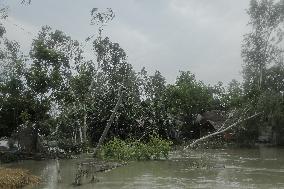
[237,1,284,144]
[99,134,172,161]
[166,71,213,117]
[242,0,284,94]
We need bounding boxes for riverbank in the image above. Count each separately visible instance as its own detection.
[0,150,72,164]
[0,142,280,165]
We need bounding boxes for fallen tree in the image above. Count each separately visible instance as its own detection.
[186,112,262,148]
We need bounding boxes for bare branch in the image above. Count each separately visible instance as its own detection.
[21,0,31,5]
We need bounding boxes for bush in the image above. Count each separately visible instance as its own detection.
[0,152,19,163]
[99,134,172,161]
[58,141,85,154]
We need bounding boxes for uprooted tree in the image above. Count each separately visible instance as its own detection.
[188,110,262,148]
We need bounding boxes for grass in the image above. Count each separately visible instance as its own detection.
[0,168,41,189]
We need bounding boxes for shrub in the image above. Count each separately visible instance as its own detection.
[99,134,172,161]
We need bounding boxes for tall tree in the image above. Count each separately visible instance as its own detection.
[240,0,284,144]
[242,0,284,97]
[164,71,213,139]
[0,40,27,137]
[22,26,87,149]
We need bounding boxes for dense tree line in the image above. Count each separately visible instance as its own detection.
[238,0,284,144]
[0,0,284,152]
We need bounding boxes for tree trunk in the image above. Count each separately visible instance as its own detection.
[93,85,124,157]
[259,64,263,90]
[82,106,87,144]
[79,126,83,143]
[186,112,262,148]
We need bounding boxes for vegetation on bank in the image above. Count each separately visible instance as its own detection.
[98,134,172,161]
[0,0,283,159]
[0,168,40,189]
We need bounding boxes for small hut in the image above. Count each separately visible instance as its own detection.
[11,123,44,153]
[196,110,226,137]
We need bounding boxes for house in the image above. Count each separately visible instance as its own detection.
[196,110,227,138]
[0,137,9,152]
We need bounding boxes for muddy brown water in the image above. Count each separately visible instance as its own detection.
[3,147,284,189]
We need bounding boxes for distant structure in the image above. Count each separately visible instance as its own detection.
[196,110,227,138]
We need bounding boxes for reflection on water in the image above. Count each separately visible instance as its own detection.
[4,147,284,189]
[40,160,60,189]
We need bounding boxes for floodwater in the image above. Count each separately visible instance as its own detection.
[4,147,284,189]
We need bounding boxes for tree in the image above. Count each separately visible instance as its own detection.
[137,69,168,139]
[0,4,8,38]
[208,81,227,110]
[242,0,284,96]
[240,0,284,144]
[19,26,88,150]
[224,79,244,109]
[164,71,213,140]
[0,40,27,137]
[89,8,141,146]
[89,36,143,142]
[256,61,284,144]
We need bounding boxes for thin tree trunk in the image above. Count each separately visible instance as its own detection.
[82,105,87,144]
[93,85,124,157]
[259,64,263,90]
[187,112,262,148]
[79,126,83,143]
[74,131,77,144]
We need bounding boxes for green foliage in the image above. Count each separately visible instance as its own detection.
[2,2,284,152]
[256,91,284,141]
[164,71,214,139]
[237,0,284,144]
[242,0,284,95]
[208,80,245,110]
[57,139,85,154]
[168,71,213,116]
[98,134,172,161]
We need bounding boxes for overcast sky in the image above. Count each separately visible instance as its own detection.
[2,0,250,85]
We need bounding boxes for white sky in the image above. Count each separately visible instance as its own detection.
[1,0,250,85]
